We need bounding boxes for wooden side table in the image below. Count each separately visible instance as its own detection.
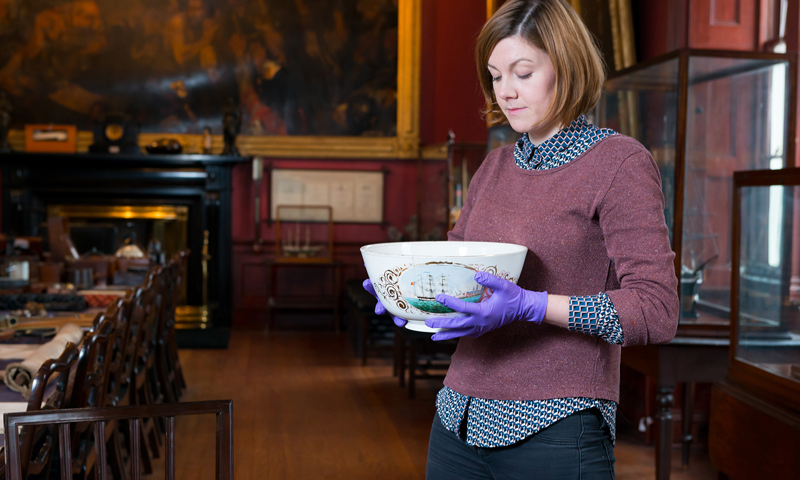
[621,337,730,480]
[622,335,800,480]
[265,259,343,332]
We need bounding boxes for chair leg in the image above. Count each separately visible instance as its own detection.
[398,331,406,389]
[107,424,129,480]
[155,348,178,404]
[408,338,417,400]
[136,378,163,461]
[167,331,187,395]
[360,313,369,366]
[393,326,402,377]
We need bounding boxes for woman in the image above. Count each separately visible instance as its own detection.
[366,0,678,478]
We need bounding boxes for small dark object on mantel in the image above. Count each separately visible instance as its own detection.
[145,138,183,154]
[222,97,241,156]
[89,112,140,154]
[201,126,213,154]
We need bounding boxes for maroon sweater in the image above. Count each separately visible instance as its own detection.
[444,135,679,402]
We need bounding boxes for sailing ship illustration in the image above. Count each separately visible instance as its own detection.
[403,268,484,313]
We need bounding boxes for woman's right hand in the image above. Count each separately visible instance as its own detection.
[362,279,408,328]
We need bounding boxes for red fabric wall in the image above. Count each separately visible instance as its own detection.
[420,0,488,145]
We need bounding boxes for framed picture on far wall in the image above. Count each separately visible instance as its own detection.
[269,168,385,224]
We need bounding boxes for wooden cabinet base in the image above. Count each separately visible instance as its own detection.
[709,380,800,480]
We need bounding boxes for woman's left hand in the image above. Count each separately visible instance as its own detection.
[426,271,548,341]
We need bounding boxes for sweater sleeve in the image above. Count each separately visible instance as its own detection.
[599,148,679,346]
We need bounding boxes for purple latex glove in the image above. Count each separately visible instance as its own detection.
[425,271,548,341]
[362,279,408,328]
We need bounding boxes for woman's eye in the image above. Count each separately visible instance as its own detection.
[492,75,501,82]
[517,73,532,79]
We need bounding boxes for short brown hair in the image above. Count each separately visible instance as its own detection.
[476,0,606,128]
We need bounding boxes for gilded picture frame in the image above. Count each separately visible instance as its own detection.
[2,0,421,160]
[239,0,422,159]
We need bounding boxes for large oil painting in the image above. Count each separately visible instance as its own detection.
[0,0,420,157]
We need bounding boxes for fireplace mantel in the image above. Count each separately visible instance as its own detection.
[1,152,248,348]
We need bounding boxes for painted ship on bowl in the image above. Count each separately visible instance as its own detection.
[400,264,485,313]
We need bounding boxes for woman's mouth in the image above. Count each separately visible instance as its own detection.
[506,107,526,116]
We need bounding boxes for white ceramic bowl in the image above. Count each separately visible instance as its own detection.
[361,241,528,333]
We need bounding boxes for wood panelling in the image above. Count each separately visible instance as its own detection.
[689,0,759,50]
[633,0,766,60]
[710,0,740,26]
[709,381,800,479]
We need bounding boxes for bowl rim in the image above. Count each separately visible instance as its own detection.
[360,240,528,258]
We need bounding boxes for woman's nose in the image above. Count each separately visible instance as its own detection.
[495,78,516,100]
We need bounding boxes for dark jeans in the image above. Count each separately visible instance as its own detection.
[426,408,615,480]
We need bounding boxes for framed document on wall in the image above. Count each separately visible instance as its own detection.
[270,169,385,223]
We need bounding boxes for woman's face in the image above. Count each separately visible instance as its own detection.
[488,36,560,144]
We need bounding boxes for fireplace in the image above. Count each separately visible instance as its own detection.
[1,152,246,347]
[46,204,193,309]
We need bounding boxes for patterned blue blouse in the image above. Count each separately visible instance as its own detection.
[436,115,625,448]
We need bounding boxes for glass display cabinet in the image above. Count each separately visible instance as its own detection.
[706,169,800,479]
[597,49,797,335]
[730,168,800,410]
[445,133,487,231]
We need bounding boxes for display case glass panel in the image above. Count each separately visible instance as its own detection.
[446,138,487,231]
[602,57,680,239]
[598,50,795,334]
[731,169,800,410]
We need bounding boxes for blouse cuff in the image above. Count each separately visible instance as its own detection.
[568,292,624,345]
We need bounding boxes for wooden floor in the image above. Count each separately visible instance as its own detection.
[166,329,720,480]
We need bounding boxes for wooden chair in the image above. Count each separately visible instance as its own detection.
[110,283,157,475]
[129,270,167,465]
[345,280,396,367]
[68,308,118,480]
[10,341,81,479]
[3,400,234,480]
[165,252,188,397]
[101,296,137,480]
[395,328,457,399]
[154,260,180,403]
[150,252,188,405]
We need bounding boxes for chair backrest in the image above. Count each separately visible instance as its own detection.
[3,400,234,480]
[71,310,117,410]
[103,295,133,407]
[155,256,185,403]
[156,261,176,346]
[138,267,162,364]
[63,310,117,479]
[18,341,80,478]
[170,251,189,316]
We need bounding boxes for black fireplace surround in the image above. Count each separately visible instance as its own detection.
[1,152,246,348]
